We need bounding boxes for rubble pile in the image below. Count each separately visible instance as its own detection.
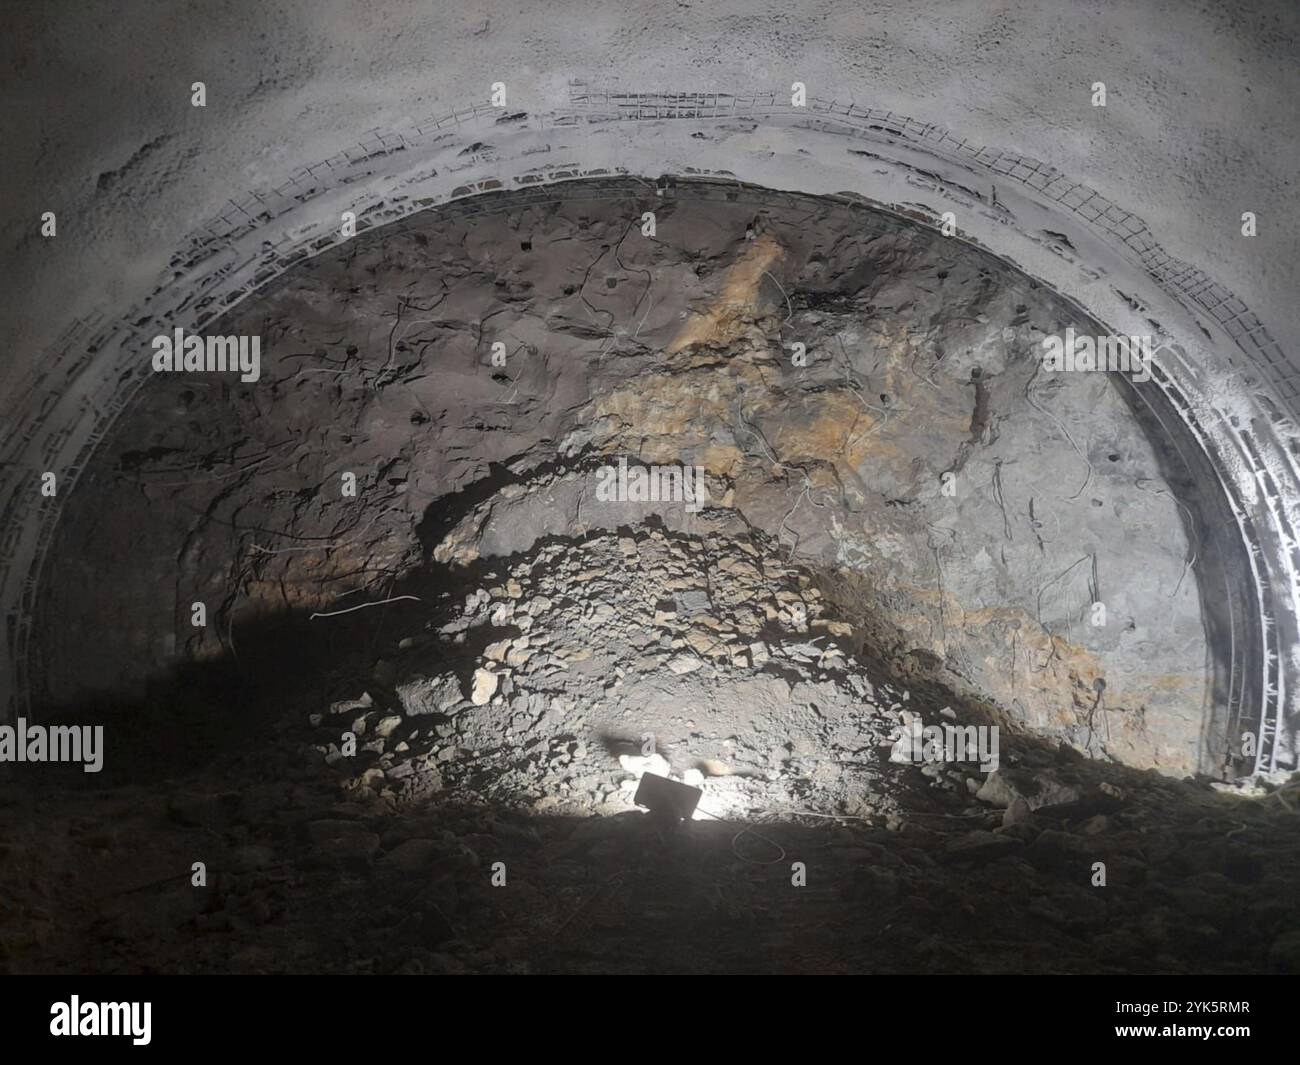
[308,526,993,821]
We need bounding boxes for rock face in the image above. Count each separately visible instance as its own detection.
[34,181,1209,777]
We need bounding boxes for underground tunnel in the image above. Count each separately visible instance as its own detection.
[2,1,1299,987]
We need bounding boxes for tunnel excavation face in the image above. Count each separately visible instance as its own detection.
[31,178,1221,802]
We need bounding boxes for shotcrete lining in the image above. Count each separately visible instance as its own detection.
[1,100,1295,775]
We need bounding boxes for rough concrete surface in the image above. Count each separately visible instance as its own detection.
[4,0,1299,393]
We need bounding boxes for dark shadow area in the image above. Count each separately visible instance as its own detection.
[1,759,1297,974]
[24,596,426,788]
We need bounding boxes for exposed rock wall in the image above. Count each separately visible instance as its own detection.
[35,183,1209,773]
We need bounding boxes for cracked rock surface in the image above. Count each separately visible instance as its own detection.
[37,180,1207,773]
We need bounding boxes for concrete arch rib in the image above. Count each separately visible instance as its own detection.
[1,89,1295,778]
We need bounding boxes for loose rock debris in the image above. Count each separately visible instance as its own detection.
[316,528,933,819]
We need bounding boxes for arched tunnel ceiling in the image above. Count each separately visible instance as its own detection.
[6,0,1300,384]
[2,3,1299,780]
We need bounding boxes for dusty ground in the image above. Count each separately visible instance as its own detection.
[3,624,1299,974]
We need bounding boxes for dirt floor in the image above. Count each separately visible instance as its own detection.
[3,724,1299,974]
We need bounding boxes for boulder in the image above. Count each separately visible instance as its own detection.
[396,673,462,716]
